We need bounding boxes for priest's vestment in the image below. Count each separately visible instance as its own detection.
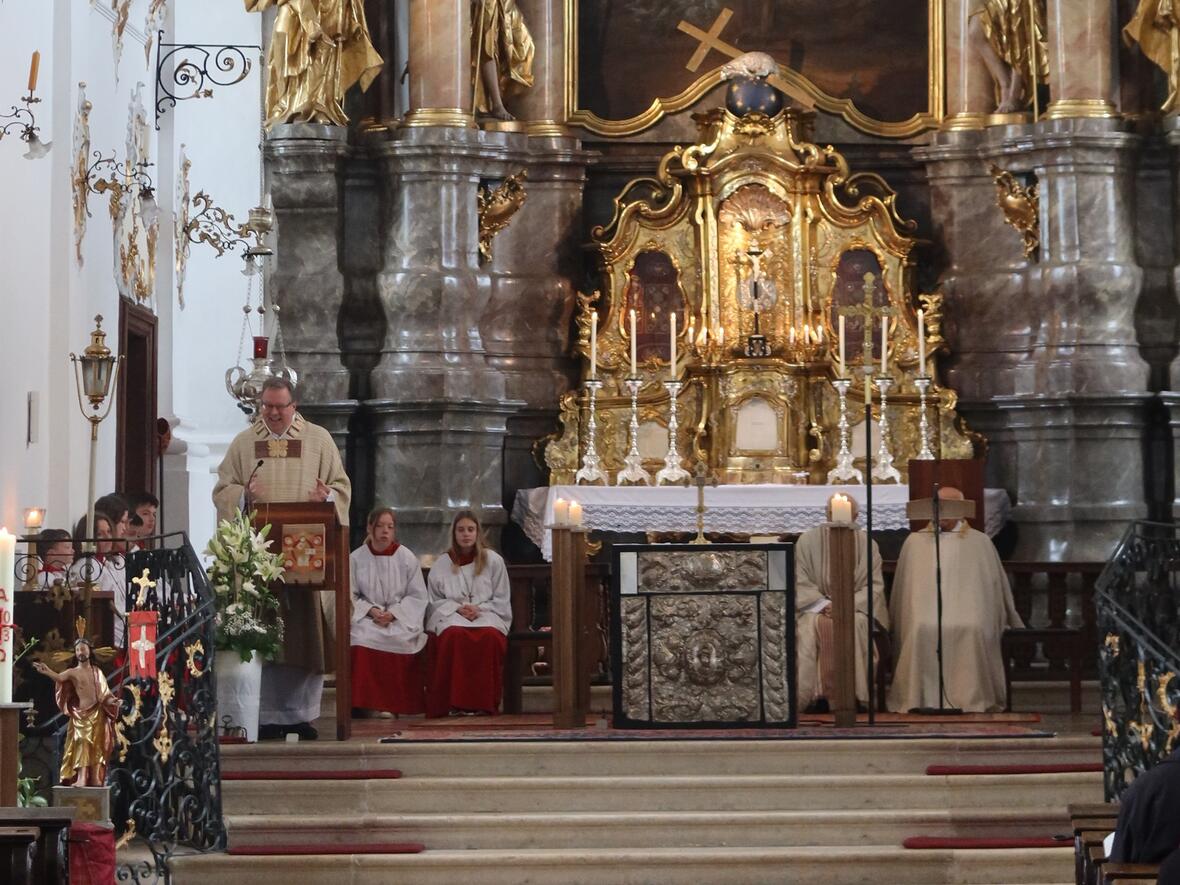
[887,524,1022,713]
[794,524,888,710]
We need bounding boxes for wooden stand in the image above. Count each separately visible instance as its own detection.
[0,702,33,806]
[550,527,589,729]
[825,526,858,728]
[249,502,351,741]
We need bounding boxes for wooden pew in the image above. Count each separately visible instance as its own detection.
[1069,802,1118,885]
[0,826,38,885]
[1102,865,1161,884]
[0,807,74,885]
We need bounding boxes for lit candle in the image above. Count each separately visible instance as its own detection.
[27,51,40,93]
[804,323,811,345]
[816,324,823,344]
[830,495,853,524]
[880,316,889,373]
[789,326,796,347]
[553,498,569,526]
[629,309,637,376]
[0,527,15,704]
[590,310,598,380]
[917,309,926,373]
[669,312,677,380]
[838,315,846,378]
[568,501,584,526]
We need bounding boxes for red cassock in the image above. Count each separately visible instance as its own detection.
[425,626,507,718]
[351,645,426,714]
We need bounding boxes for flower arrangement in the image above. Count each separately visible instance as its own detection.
[205,511,285,663]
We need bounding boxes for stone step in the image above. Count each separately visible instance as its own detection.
[224,807,1075,851]
[221,771,1102,815]
[170,844,1076,885]
[219,735,1100,778]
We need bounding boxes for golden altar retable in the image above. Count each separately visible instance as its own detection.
[545,108,976,485]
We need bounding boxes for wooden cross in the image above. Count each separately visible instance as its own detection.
[690,461,718,545]
[132,567,156,608]
[838,273,894,369]
[677,9,816,109]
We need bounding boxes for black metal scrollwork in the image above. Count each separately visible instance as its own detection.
[154,30,261,129]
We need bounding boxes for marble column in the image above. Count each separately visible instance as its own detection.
[264,124,355,448]
[944,0,994,129]
[513,0,568,135]
[404,0,475,128]
[1044,0,1119,121]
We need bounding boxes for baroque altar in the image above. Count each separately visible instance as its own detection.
[544,107,977,485]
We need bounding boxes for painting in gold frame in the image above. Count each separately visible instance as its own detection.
[566,0,943,138]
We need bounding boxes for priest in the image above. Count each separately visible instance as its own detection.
[213,377,351,740]
[887,487,1022,713]
[794,494,888,713]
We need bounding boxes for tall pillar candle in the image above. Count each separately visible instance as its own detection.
[0,528,15,704]
[838,315,846,377]
[629,309,637,375]
[590,310,597,379]
[880,317,889,373]
[918,309,926,370]
[669,312,677,379]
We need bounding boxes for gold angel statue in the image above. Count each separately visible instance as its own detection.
[31,618,120,787]
[245,0,384,129]
[969,0,1049,114]
[1124,0,1180,113]
[473,0,535,120]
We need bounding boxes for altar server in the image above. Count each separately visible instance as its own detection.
[426,511,513,717]
[69,514,127,648]
[887,487,1023,713]
[794,495,887,712]
[350,508,427,715]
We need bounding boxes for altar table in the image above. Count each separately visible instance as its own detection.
[513,484,1011,561]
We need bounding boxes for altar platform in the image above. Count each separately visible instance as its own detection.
[513,485,1012,560]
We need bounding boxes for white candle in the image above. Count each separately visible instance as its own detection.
[629,309,637,376]
[917,309,926,373]
[804,323,811,345]
[669,312,677,380]
[0,528,14,704]
[838,315,846,377]
[568,501,584,526]
[830,495,853,524]
[789,326,796,346]
[553,498,569,526]
[590,310,598,380]
[880,316,889,373]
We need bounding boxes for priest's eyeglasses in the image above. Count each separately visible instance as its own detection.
[261,399,294,412]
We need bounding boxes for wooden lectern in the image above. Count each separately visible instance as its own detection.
[250,502,351,740]
[908,458,986,532]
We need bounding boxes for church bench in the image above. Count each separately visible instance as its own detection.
[1003,626,1084,712]
[0,807,73,885]
[1101,865,1161,884]
[0,826,39,885]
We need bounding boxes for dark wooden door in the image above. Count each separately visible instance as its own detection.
[117,301,158,496]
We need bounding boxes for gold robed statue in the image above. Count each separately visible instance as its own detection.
[246,0,384,129]
[32,618,120,787]
[473,0,535,120]
[1124,0,1180,113]
[969,0,1049,114]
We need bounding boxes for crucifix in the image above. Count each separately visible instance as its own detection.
[677,9,816,110]
[838,273,894,384]
[690,461,718,545]
[131,567,156,608]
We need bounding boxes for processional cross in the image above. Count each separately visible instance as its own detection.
[131,567,156,608]
[838,273,894,378]
[677,9,816,109]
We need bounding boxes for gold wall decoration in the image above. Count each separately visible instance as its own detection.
[990,164,1039,260]
[174,145,191,307]
[546,107,977,484]
[566,1,944,139]
[112,0,132,78]
[143,0,167,64]
[477,170,528,263]
[72,84,92,266]
[115,83,158,305]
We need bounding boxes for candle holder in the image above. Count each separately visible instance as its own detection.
[914,375,936,461]
[826,377,863,484]
[575,379,608,485]
[871,375,901,484]
[656,380,690,486]
[616,377,652,486]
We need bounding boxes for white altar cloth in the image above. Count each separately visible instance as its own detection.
[513,484,1012,561]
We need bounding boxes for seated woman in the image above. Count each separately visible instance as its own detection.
[349,508,427,716]
[69,513,127,649]
[33,529,73,589]
[425,510,513,717]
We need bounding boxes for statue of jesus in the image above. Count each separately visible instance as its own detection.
[968,0,1049,114]
[473,0,535,120]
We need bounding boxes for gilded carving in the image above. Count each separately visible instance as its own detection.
[174,146,192,307]
[990,165,1039,260]
[1125,0,1180,114]
[477,170,528,263]
[638,550,767,593]
[72,84,92,266]
[116,84,157,304]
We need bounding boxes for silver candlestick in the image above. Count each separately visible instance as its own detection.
[575,379,608,485]
[871,375,902,483]
[914,375,936,461]
[656,380,690,486]
[826,377,863,484]
[617,377,652,486]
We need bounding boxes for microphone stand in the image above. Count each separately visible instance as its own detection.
[244,458,264,515]
[862,362,875,726]
[913,474,962,715]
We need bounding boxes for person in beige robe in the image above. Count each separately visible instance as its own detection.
[213,377,351,739]
[795,496,888,712]
[887,487,1023,713]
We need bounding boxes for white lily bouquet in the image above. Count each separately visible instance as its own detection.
[205,511,286,662]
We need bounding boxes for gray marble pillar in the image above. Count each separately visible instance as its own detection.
[264,124,355,447]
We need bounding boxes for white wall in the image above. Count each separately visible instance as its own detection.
[0,0,263,549]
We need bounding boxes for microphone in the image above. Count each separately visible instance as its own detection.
[245,459,264,513]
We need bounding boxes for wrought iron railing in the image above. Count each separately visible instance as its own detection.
[1094,521,1180,801]
[14,532,225,884]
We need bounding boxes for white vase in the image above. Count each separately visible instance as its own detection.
[216,650,263,742]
